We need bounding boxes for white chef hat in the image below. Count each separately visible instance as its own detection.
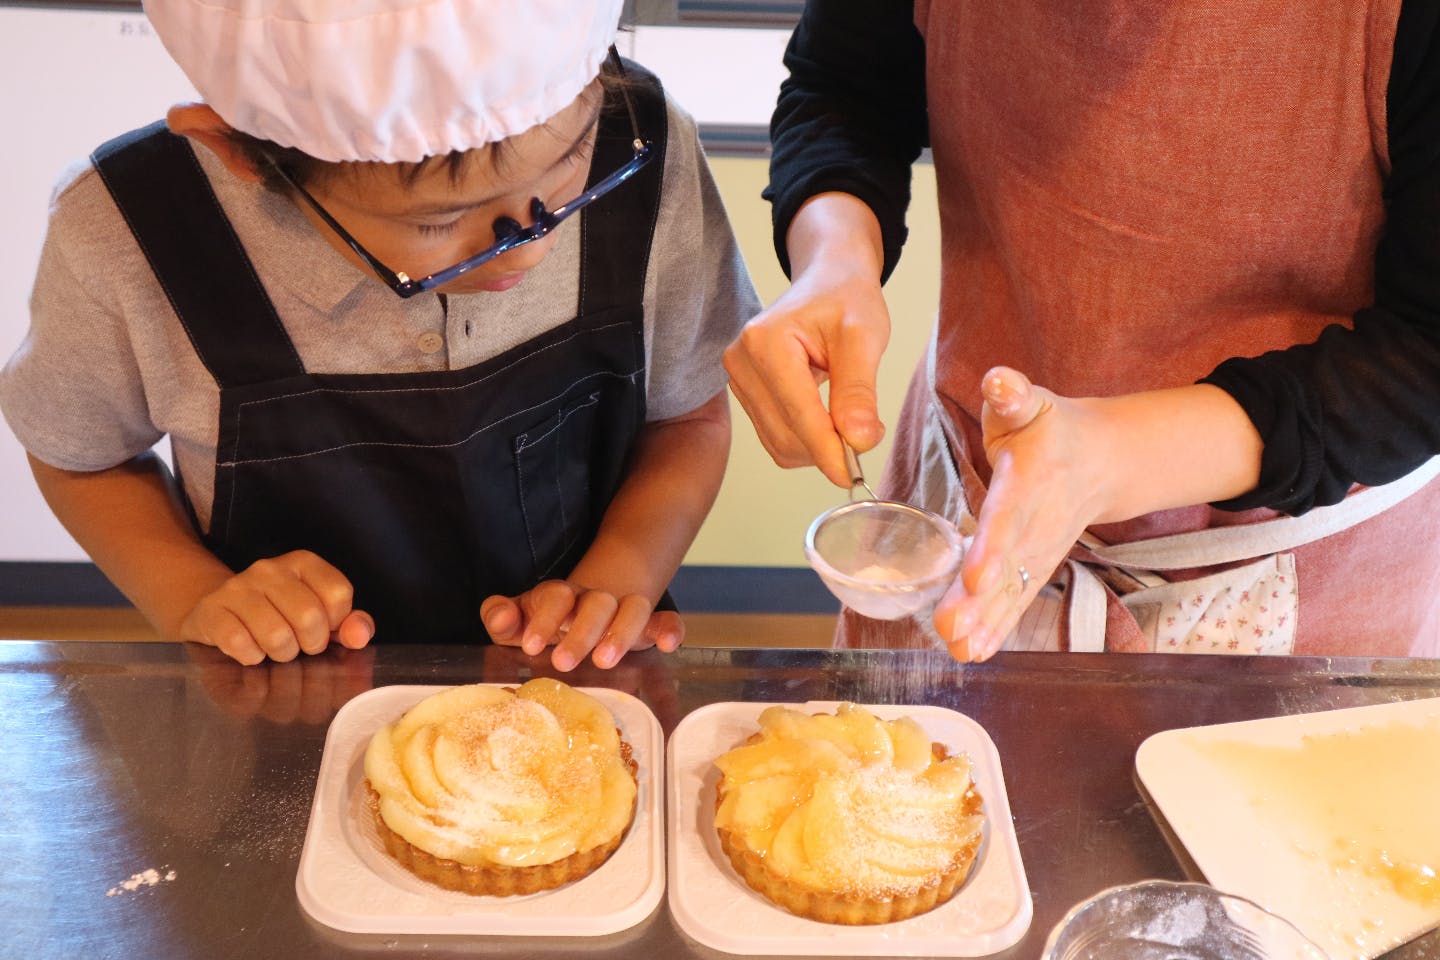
[143,0,624,163]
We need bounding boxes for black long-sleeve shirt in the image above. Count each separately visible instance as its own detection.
[765,1,1440,515]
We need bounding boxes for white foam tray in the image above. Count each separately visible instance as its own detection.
[296,684,664,936]
[667,700,1032,956]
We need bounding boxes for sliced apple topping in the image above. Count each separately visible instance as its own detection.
[714,703,982,898]
[365,682,635,868]
[887,715,934,773]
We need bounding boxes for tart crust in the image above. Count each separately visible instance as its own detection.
[370,739,637,896]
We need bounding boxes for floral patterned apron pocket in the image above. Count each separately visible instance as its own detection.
[1122,553,1299,655]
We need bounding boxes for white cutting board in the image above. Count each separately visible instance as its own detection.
[1136,696,1440,960]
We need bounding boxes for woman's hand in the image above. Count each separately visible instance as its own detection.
[179,549,375,665]
[724,269,890,486]
[723,192,891,486]
[481,581,683,672]
[933,367,1265,661]
[934,367,1115,661]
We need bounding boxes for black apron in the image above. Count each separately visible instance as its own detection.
[92,66,670,644]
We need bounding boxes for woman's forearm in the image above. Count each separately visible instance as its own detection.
[27,451,235,639]
[568,390,732,600]
[785,192,886,283]
[1089,383,1264,522]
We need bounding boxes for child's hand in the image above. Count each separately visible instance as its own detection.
[481,581,683,671]
[179,550,375,665]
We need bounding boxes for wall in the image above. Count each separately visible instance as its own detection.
[0,7,195,562]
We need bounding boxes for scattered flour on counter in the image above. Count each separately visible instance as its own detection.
[106,867,177,897]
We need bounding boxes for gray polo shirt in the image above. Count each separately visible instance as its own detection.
[0,95,759,532]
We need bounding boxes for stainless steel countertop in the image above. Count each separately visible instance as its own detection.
[4,640,1438,960]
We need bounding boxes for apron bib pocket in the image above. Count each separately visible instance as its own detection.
[514,389,604,580]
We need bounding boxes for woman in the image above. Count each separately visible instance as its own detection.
[725,1,1440,658]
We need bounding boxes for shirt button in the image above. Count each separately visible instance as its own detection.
[417,332,444,354]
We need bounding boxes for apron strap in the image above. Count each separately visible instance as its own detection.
[1064,561,1112,653]
[92,122,304,388]
[574,60,674,612]
[1086,456,1440,572]
[578,58,669,318]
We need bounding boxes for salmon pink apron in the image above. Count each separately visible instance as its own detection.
[838,0,1440,657]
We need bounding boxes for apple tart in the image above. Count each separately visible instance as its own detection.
[713,703,984,924]
[363,679,637,895]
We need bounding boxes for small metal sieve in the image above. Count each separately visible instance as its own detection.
[804,444,964,621]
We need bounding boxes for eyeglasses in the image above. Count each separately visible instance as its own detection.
[270,48,653,300]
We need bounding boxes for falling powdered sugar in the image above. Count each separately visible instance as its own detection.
[106,867,177,896]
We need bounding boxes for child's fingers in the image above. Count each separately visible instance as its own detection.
[336,610,374,649]
[283,550,357,631]
[520,581,578,656]
[237,551,359,656]
[182,551,360,665]
[229,598,301,662]
[647,611,685,653]
[551,591,620,672]
[590,595,654,669]
[480,596,522,643]
[258,570,335,655]
[191,603,266,666]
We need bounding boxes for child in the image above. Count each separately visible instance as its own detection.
[0,0,760,670]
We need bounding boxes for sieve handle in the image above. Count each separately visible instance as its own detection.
[842,441,878,501]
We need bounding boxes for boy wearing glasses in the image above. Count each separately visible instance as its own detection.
[0,1,760,669]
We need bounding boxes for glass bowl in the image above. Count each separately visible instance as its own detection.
[1040,880,1330,960]
[804,499,964,621]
